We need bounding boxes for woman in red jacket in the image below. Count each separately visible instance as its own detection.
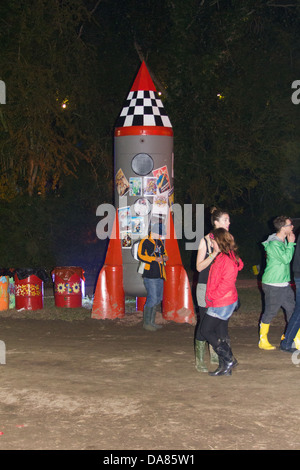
[200,228,244,376]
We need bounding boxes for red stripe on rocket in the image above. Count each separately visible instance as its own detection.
[92,62,194,324]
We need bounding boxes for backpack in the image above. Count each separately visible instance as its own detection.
[131,239,142,261]
[131,239,146,274]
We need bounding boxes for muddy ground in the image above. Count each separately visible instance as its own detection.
[0,286,299,452]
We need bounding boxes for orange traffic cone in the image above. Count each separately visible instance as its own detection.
[163,213,195,324]
[92,212,125,319]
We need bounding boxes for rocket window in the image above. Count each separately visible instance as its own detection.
[131,153,154,176]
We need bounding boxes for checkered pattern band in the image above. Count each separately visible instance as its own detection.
[115,90,172,128]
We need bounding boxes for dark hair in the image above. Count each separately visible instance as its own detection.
[210,207,229,227]
[273,216,291,232]
[212,228,240,262]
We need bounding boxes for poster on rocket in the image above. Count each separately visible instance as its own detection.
[120,231,132,248]
[115,168,130,197]
[168,187,174,210]
[150,215,167,238]
[153,165,171,194]
[143,177,157,196]
[152,192,169,215]
[131,216,145,235]
[133,198,151,216]
[118,206,131,232]
[129,177,142,197]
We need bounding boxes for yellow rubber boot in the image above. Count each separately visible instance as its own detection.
[259,323,276,350]
[293,329,300,350]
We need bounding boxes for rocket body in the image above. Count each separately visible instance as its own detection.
[92,61,194,323]
[114,63,173,297]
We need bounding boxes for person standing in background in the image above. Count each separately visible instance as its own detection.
[200,228,244,376]
[259,216,296,350]
[194,207,231,372]
[280,232,300,352]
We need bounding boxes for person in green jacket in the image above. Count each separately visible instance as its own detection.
[259,216,296,350]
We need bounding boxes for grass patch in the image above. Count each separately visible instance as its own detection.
[0,287,289,328]
[0,296,92,322]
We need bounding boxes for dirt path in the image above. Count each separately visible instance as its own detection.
[0,311,299,451]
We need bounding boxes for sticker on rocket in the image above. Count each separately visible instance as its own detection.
[150,215,167,239]
[153,166,171,194]
[115,168,130,197]
[129,177,142,197]
[120,231,132,248]
[143,177,157,196]
[118,206,132,249]
[133,198,151,216]
[131,216,145,235]
[118,206,131,232]
[168,187,174,210]
[152,192,169,215]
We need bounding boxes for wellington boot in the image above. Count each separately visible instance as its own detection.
[209,344,219,364]
[259,323,276,350]
[143,324,157,331]
[150,306,162,329]
[195,340,208,373]
[224,337,238,367]
[209,341,234,376]
[209,357,232,376]
[143,306,156,331]
[293,329,300,350]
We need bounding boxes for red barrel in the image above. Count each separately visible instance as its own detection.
[0,276,9,311]
[52,267,84,308]
[14,274,44,310]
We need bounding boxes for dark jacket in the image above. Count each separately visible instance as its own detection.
[137,234,167,280]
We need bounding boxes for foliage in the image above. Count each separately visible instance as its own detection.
[163,1,300,215]
[163,0,300,267]
[0,163,107,270]
[0,0,107,197]
[0,0,299,271]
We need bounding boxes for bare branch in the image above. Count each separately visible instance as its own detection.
[78,0,102,39]
[133,42,169,98]
[266,1,297,7]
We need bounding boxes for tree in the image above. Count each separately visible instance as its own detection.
[0,0,107,198]
[160,0,300,215]
[0,0,299,270]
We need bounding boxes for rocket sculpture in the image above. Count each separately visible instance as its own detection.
[92,61,194,324]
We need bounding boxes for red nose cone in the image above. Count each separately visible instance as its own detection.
[131,61,156,92]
